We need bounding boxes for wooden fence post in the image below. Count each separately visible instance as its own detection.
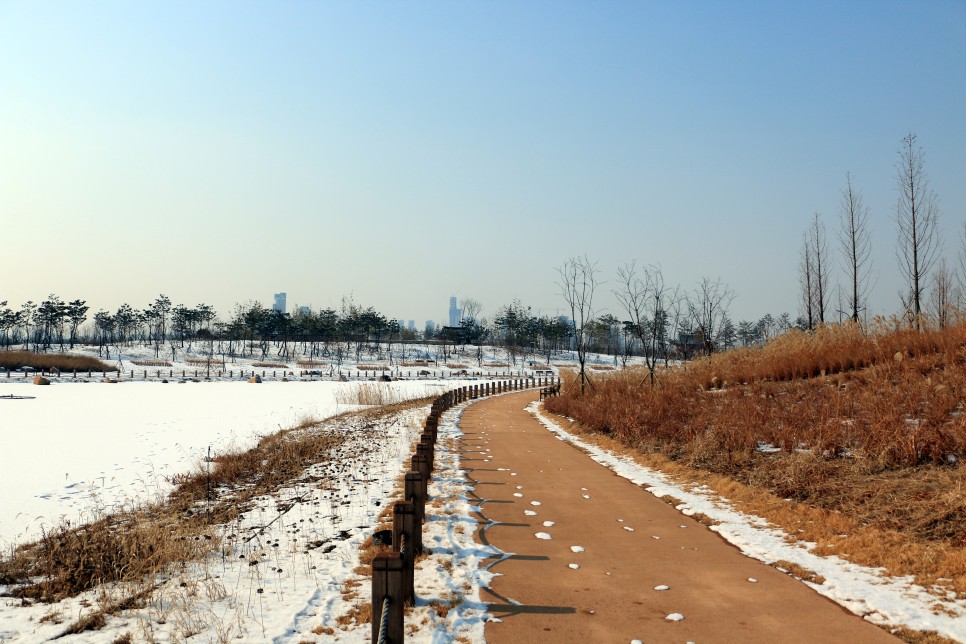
[404,471,426,525]
[393,501,417,603]
[412,452,429,482]
[371,553,404,643]
[416,443,433,477]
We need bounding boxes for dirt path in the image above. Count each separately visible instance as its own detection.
[459,391,896,643]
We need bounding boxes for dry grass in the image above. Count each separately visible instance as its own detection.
[297,360,325,367]
[358,365,389,371]
[0,350,112,372]
[2,509,214,602]
[772,560,826,585]
[482,362,509,368]
[544,321,966,593]
[446,363,469,369]
[251,361,288,368]
[0,414,349,604]
[184,357,216,365]
[334,383,402,406]
[401,361,430,367]
[131,359,172,367]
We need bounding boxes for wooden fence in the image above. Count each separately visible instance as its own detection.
[2,367,550,382]
[370,376,558,643]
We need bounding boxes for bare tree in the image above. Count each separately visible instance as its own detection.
[687,277,736,356]
[896,132,941,330]
[839,172,872,323]
[799,231,815,330]
[931,258,956,329]
[615,261,677,387]
[811,213,830,325]
[798,214,830,329]
[460,297,483,323]
[558,255,598,394]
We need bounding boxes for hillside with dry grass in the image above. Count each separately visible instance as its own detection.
[544,322,966,596]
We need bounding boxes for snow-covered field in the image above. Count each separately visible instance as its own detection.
[0,385,494,642]
[0,379,457,550]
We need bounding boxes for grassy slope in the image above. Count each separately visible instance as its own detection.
[544,322,966,597]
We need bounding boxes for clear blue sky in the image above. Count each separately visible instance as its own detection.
[2,1,964,326]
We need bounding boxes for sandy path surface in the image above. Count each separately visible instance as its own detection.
[459,391,896,643]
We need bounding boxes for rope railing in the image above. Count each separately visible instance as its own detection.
[377,595,391,644]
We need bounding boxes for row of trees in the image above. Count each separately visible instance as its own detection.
[800,132,955,330]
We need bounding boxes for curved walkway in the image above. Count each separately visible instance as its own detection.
[459,390,896,643]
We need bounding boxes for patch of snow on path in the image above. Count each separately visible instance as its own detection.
[528,401,966,641]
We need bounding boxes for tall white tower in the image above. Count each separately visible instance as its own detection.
[273,293,287,314]
[448,297,462,327]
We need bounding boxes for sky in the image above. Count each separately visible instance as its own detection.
[2,1,964,327]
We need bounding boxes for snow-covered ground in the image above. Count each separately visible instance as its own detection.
[0,387,495,642]
[0,380,457,550]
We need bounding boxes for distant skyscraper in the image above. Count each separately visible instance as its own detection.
[298,305,310,315]
[408,320,415,331]
[448,296,462,327]
[273,292,287,314]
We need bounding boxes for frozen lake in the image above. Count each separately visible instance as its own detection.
[0,380,452,548]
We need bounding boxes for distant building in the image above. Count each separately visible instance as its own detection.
[298,306,310,315]
[408,320,415,331]
[448,296,462,327]
[273,292,287,314]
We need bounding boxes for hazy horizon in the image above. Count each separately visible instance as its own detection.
[2,1,964,326]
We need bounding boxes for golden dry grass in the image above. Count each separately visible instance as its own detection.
[251,361,288,368]
[131,359,172,367]
[544,322,966,594]
[0,351,112,372]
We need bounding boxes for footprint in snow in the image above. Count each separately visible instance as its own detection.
[524,510,538,516]
[530,501,542,506]
[513,493,523,497]
[581,487,588,491]
[570,545,584,553]
[515,485,523,489]
[568,563,580,570]
[665,613,685,622]
[535,532,552,540]
[582,494,591,499]
[543,521,555,527]
[623,527,635,532]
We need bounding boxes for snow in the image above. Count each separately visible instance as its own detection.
[0,380,451,549]
[665,613,686,622]
[0,377,499,642]
[528,401,966,641]
[570,545,585,553]
[534,532,552,540]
